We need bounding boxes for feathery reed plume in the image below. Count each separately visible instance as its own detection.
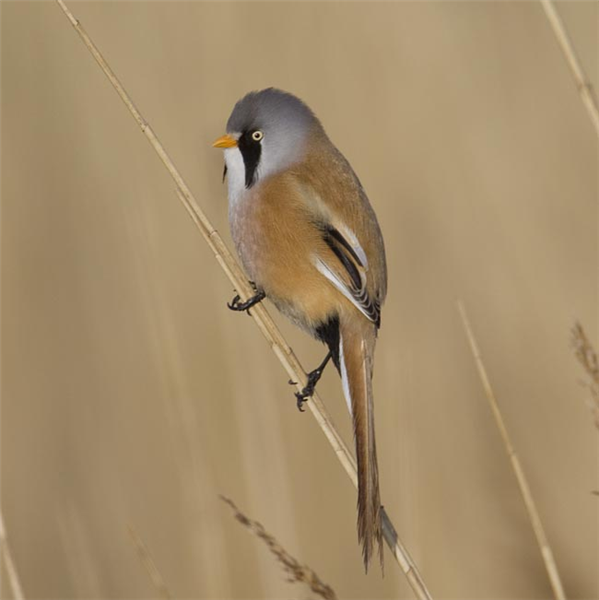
[540,0,599,137]
[571,323,599,495]
[220,496,337,599]
[457,301,566,600]
[570,322,599,430]
[54,2,431,597]
[0,512,25,600]
[127,525,171,600]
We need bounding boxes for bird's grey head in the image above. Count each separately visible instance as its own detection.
[214,88,322,196]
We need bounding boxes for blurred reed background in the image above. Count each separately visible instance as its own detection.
[1,1,597,598]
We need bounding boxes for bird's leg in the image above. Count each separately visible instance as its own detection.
[227,282,265,315]
[294,351,333,412]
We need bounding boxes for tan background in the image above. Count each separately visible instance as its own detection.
[1,1,597,598]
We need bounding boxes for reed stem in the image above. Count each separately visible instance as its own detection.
[0,512,25,600]
[540,0,599,137]
[457,301,566,600]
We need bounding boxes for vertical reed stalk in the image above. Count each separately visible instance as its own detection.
[457,301,566,600]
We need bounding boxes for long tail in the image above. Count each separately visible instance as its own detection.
[338,316,383,571]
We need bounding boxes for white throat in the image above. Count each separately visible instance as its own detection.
[223,147,247,207]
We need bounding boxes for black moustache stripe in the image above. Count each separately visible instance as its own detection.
[237,132,262,188]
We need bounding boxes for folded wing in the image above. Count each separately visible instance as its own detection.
[313,223,381,328]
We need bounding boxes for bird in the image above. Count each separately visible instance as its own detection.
[213,88,387,570]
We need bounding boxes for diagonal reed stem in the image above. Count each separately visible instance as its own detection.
[457,301,566,600]
[540,0,599,137]
[54,2,432,597]
[127,526,171,600]
[0,512,25,600]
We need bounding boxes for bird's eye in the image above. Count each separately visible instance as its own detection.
[252,130,264,142]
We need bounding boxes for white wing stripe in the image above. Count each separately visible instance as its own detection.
[313,257,373,321]
[334,222,369,270]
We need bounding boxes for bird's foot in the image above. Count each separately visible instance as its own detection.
[292,352,332,412]
[294,370,322,412]
[227,288,265,315]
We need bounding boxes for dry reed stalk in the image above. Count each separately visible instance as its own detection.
[457,301,566,600]
[0,512,25,600]
[570,322,599,430]
[54,2,432,597]
[220,496,337,600]
[127,526,171,600]
[540,0,599,137]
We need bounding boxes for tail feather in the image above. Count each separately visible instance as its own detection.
[339,317,383,571]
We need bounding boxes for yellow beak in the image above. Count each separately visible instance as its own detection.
[212,134,238,149]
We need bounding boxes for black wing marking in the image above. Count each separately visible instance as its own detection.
[321,225,381,328]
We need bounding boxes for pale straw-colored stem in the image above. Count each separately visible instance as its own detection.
[127,526,171,599]
[55,2,432,597]
[457,301,566,600]
[0,512,25,600]
[540,0,599,137]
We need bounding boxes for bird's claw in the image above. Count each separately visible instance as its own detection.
[227,294,241,310]
[227,289,266,314]
[295,391,309,412]
[293,368,322,412]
